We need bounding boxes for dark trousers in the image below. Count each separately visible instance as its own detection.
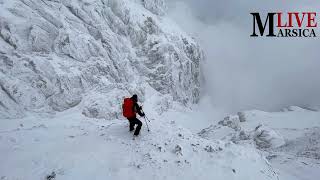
[127,117,142,135]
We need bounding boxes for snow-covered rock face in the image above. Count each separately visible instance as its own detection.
[0,0,202,119]
[143,0,167,16]
[253,125,285,149]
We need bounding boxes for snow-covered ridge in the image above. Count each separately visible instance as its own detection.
[198,107,320,180]
[0,0,202,119]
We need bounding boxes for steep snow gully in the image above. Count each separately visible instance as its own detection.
[0,0,319,180]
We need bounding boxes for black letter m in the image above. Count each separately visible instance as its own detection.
[250,13,276,37]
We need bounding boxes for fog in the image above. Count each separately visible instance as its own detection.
[167,0,320,113]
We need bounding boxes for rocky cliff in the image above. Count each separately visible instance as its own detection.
[0,0,203,119]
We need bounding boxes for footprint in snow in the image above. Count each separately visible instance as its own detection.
[173,145,183,155]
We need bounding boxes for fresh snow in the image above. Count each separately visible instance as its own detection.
[2,102,319,180]
[0,0,319,180]
[0,0,202,119]
[199,106,320,180]
[0,106,278,180]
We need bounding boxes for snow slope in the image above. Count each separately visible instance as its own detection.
[199,107,320,180]
[0,107,279,180]
[1,0,318,180]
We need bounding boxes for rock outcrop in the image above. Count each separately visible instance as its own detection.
[0,0,203,119]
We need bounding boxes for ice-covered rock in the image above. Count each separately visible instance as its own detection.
[218,115,241,131]
[201,110,286,149]
[254,125,285,149]
[205,108,320,180]
[0,0,203,119]
[143,0,167,16]
[237,112,246,122]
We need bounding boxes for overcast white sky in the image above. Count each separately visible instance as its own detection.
[167,0,320,112]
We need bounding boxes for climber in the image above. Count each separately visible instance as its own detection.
[122,94,145,136]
